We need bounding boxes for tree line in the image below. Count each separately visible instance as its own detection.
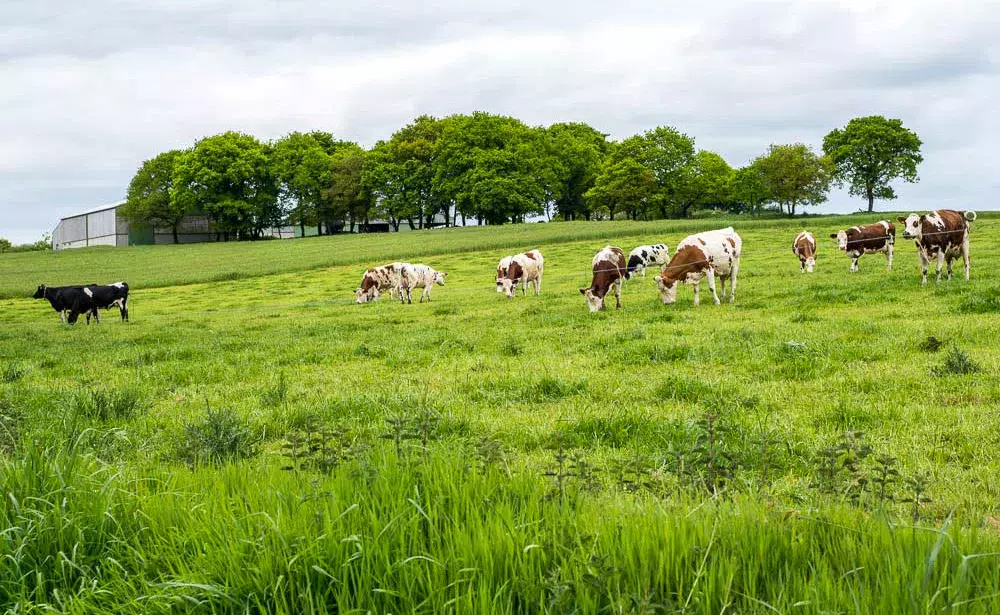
[122,114,923,241]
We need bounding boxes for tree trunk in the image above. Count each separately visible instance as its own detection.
[867,186,874,212]
[300,219,305,237]
[172,224,179,244]
[406,217,416,230]
[461,212,467,226]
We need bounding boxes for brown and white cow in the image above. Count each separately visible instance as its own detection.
[501,250,544,298]
[495,255,513,293]
[829,221,895,272]
[580,246,626,312]
[656,227,741,305]
[897,210,976,285]
[356,262,405,304]
[792,231,817,273]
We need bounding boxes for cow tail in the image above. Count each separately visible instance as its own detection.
[964,211,977,222]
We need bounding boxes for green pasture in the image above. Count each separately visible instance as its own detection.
[1,213,999,613]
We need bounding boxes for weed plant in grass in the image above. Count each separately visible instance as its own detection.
[1,213,999,611]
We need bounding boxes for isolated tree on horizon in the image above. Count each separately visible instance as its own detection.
[822,116,923,213]
[121,149,189,243]
[756,143,833,216]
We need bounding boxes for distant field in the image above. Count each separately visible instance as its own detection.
[2,213,1000,613]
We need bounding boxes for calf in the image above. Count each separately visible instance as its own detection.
[792,231,817,273]
[830,221,895,272]
[356,262,405,304]
[399,264,447,303]
[897,210,976,285]
[656,227,741,305]
[33,284,91,323]
[580,246,626,312]
[495,255,513,293]
[502,250,544,298]
[626,243,670,279]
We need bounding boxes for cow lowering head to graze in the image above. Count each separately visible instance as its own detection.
[502,250,544,298]
[34,283,129,325]
[626,243,670,279]
[657,227,742,306]
[580,246,626,312]
[897,210,976,285]
[792,231,817,273]
[495,255,513,293]
[830,221,895,272]
[356,262,405,304]
[399,264,447,304]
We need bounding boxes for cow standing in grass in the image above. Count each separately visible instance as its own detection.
[34,282,129,324]
[399,264,447,303]
[501,250,544,298]
[830,221,895,272]
[580,246,626,312]
[495,255,513,293]
[897,210,976,285]
[657,227,742,306]
[356,263,405,304]
[626,243,669,279]
[792,232,817,273]
[33,284,90,323]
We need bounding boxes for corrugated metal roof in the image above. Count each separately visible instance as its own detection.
[59,201,125,220]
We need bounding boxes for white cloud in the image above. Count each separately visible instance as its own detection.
[1,0,998,242]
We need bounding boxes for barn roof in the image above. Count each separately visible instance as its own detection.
[58,201,125,221]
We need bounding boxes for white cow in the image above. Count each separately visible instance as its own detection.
[495,255,514,293]
[399,264,447,303]
[501,250,544,298]
[656,227,742,305]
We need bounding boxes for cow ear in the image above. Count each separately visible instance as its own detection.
[829,233,837,238]
[579,287,587,295]
[896,216,906,223]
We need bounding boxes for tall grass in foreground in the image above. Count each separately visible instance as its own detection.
[3,444,1000,614]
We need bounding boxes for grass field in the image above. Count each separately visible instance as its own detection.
[2,213,1000,613]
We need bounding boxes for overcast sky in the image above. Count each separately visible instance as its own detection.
[2,0,998,243]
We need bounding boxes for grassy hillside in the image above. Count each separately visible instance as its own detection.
[2,213,1000,613]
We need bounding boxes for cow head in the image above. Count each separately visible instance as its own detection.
[355,287,378,304]
[579,287,604,312]
[830,231,849,251]
[433,271,447,286]
[804,256,816,273]
[898,214,922,240]
[495,267,507,293]
[33,284,46,299]
[502,262,522,298]
[656,276,679,304]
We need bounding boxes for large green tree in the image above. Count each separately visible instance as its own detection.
[675,150,735,217]
[822,116,923,212]
[363,115,446,231]
[730,158,772,215]
[172,132,279,240]
[121,149,188,243]
[322,144,371,233]
[545,122,609,221]
[618,126,696,218]
[271,132,332,236]
[756,143,832,216]
[584,156,657,220]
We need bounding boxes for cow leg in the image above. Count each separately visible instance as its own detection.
[718,275,728,302]
[935,251,945,283]
[641,267,646,279]
[850,254,859,273]
[93,308,100,324]
[918,250,929,286]
[947,256,954,281]
[613,279,622,310]
[535,273,542,296]
[692,282,700,306]
[521,280,526,296]
[706,270,721,305]
[962,237,971,280]
[800,259,805,273]
[886,245,893,271]
[729,264,739,303]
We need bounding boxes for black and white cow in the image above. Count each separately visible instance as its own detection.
[625,243,670,279]
[34,282,129,324]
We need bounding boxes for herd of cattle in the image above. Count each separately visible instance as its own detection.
[31,209,977,323]
[354,208,978,312]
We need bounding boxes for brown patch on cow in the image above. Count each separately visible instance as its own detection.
[726,237,736,249]
[659,245,709,287]
[697,238,706,246]
[919,210,968,254]
[793,234,815,260]
[506,261,524,282]
[524,251,538,261]
[585,250,626,299]
[839,222,895,254]
[360,274,378,293]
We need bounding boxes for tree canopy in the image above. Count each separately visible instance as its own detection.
[822,116,923,212]
[755,144,832,216]
[121,149,188,243]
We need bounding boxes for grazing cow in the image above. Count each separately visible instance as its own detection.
[502,250,544,298]
[897,210,976,285]
[829,221,895,272]
[495,255,513,293]
[355,262,405,304]
[33,284,91,323]
[656,227,742,305]
[580,246,626,312]
[399,264,447,304]
[792,231,817,273]
[626,243,670,279]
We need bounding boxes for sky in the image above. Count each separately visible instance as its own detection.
[2,0,998,243]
